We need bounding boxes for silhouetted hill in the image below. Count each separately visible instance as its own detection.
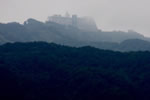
[117,39,150,51]
[0,19,147,43]
[0,19,150,51]
[0,42,150,100]
[89,39,150,52]
[0,22,32,42]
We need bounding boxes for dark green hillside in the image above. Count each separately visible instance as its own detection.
[0,42,150,100]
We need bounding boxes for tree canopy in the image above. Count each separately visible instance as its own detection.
[0,42,150,100]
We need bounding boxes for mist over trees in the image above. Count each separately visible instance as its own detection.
[0,18,150,51]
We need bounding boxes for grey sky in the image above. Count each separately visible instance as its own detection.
[0,0,150,36]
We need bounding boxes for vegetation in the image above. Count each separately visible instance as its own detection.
[0,19,147,50]
[0,42,150,100]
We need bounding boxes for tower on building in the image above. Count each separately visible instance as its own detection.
[72,15,78,27]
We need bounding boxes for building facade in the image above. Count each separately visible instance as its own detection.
[47,13,98,32]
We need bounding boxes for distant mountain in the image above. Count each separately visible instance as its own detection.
[88,39,150,52]
[0,22,32,42]
[0,18,150,51]
[0,34,8,43]
[1,42,150,100]
[117,39,150,51]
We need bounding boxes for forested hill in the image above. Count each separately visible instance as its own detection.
[1,42,150,100]
[1,19,150,52]
[0,19,147,45]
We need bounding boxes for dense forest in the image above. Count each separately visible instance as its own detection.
[1,42,150,100]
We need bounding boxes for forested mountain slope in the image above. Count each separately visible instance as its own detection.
[0,42,150,100]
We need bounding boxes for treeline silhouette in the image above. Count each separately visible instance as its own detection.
[0,42,150,100]
[1,19,150,52]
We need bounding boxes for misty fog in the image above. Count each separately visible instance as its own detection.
[1,0,150,36]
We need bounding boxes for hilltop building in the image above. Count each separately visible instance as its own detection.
[47,13,98,32]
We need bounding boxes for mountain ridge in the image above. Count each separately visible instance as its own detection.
[0,18,150,51]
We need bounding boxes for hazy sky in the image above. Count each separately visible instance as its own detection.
[1,0,150,36]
